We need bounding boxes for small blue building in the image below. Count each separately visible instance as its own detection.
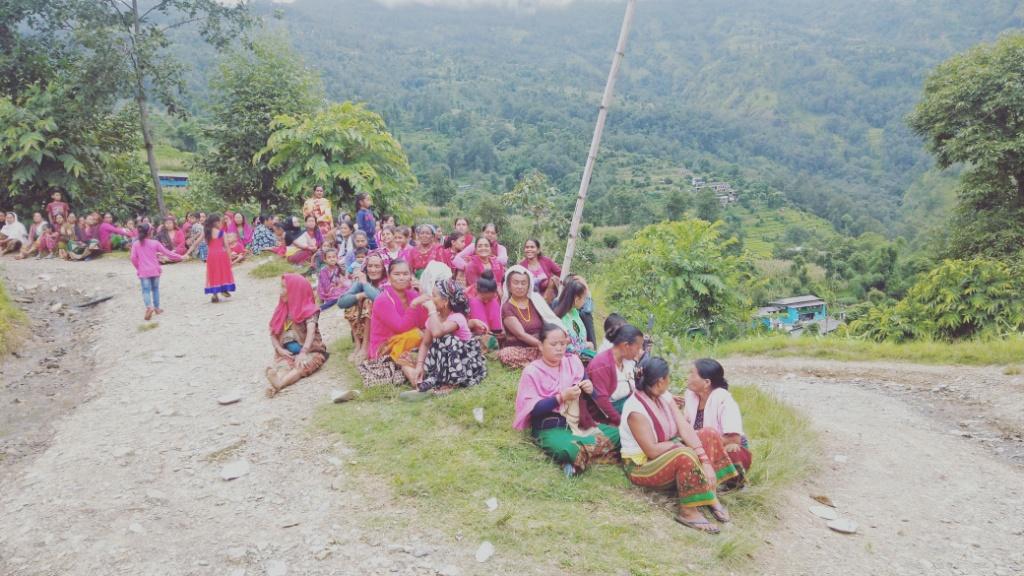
[159,173,189,188]
[757,295,827,329]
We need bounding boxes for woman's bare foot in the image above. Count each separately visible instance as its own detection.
[144,307,154,321]
[265,368,282,398]
[211,294,220,303]
[222,291,232,298]
[155,308,164,315]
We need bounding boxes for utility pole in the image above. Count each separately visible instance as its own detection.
[560,0,638,278]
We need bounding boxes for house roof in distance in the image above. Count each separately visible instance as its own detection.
[769,295,826,308]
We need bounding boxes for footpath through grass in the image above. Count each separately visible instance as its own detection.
[319,339,817,575]
[249,257,302,279]
[0,279,26,356]
[710,334,1024,366]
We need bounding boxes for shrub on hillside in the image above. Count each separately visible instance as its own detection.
[850,258,1024,342]
[604,220,749,339]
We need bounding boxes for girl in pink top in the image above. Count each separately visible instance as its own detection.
[459,237,505,298]
[409,278,487,395]
[130,223,183,320]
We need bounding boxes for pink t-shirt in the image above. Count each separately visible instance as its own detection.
[449,312,472,342]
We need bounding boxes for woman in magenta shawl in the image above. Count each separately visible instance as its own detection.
[513,323,620,477]
[265,274,329,398]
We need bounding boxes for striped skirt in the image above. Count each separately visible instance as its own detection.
[624,428,738,508]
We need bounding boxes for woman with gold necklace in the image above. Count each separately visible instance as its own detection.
[498,266,561,369]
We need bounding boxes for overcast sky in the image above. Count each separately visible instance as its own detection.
[370,0,597,8]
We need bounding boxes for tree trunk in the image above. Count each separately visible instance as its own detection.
[132,0,166,217]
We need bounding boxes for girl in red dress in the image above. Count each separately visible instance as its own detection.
[204,214,236,303]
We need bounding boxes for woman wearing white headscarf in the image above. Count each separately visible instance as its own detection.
[0,213,29,255]
[498,265,562,369]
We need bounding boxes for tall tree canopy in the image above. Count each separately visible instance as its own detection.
[909,33,1024,258]
[258,102,417,220]
[200,31,323,212]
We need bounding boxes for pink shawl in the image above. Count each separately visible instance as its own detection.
[269,274,319,336]
[513,355,587,430]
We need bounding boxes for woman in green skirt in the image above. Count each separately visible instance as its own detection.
[513,323,620,477]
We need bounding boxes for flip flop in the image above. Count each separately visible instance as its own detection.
[674,514,720,534]
[708,504,731,523]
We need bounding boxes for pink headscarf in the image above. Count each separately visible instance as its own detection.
[513,354,587,430]
[269,274,319,336]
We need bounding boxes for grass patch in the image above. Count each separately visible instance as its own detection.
[249,257,300,279]
[1004,365,1022,376]
[137,322,159,332]
[318,339,816,574]
[711,333,1024,366]
[0,280,27,356]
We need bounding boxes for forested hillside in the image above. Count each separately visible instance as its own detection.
[173,0,1024,237]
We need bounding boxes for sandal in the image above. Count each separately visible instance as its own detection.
[674,514,720,534]
[708,503,731,523]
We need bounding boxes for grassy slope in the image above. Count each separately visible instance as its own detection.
[733,205,840,259]
[709,334,1024,367]
[0,279,27,356]
[319,338,817,575]
[139,145,194,173]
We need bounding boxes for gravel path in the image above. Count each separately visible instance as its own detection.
[0,258,482,576]
[729,358,1024,576]
[2,257,1022,576]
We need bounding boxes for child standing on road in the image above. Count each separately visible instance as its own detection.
[204,214,236,303]
[130,223,183,320]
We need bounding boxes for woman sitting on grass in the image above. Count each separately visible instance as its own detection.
[287,215,322,266]
[266,273,329,398]
[552,277,596,361]
[358,259,427,387]
[585,323,645,426]
[683,358,752,480]
[620,357,738,534]
[338,251,387,362]
[405,278,488,397]
[499,266,561,369]
[513,323,620,477]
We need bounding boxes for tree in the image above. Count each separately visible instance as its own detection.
[501,171,569,250]
[425,166,456,206]
[89,0,252,216]
[665,188,690,221]
[908,34,1024,257]
[605,220,749,338]
[695,188,722,222]
[0,82,142,213]
[851,259,1024,342]
[201,32,323,212]
[258,102,418,220]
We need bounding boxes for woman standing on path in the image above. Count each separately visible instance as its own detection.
[266,273,329,398]
[204,214,236,303]
[130,223,183,320]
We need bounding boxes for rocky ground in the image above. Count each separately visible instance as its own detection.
[1,257,1022,576]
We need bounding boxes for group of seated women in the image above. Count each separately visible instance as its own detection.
[257,210,752,532]
[512,319,751,533]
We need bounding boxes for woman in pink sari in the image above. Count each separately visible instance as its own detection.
[265,273,329,398]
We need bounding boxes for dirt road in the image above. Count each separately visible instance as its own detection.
[0,258,482,576]
[729,358,1024,576]
[1,257,1022,576]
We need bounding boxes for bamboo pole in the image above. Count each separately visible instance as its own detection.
[560,0,638,279]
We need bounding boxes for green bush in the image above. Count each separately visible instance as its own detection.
[580,222,594,240]
[604,220,749,338]
[851,258,1024,342]
[602,234,620,249]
